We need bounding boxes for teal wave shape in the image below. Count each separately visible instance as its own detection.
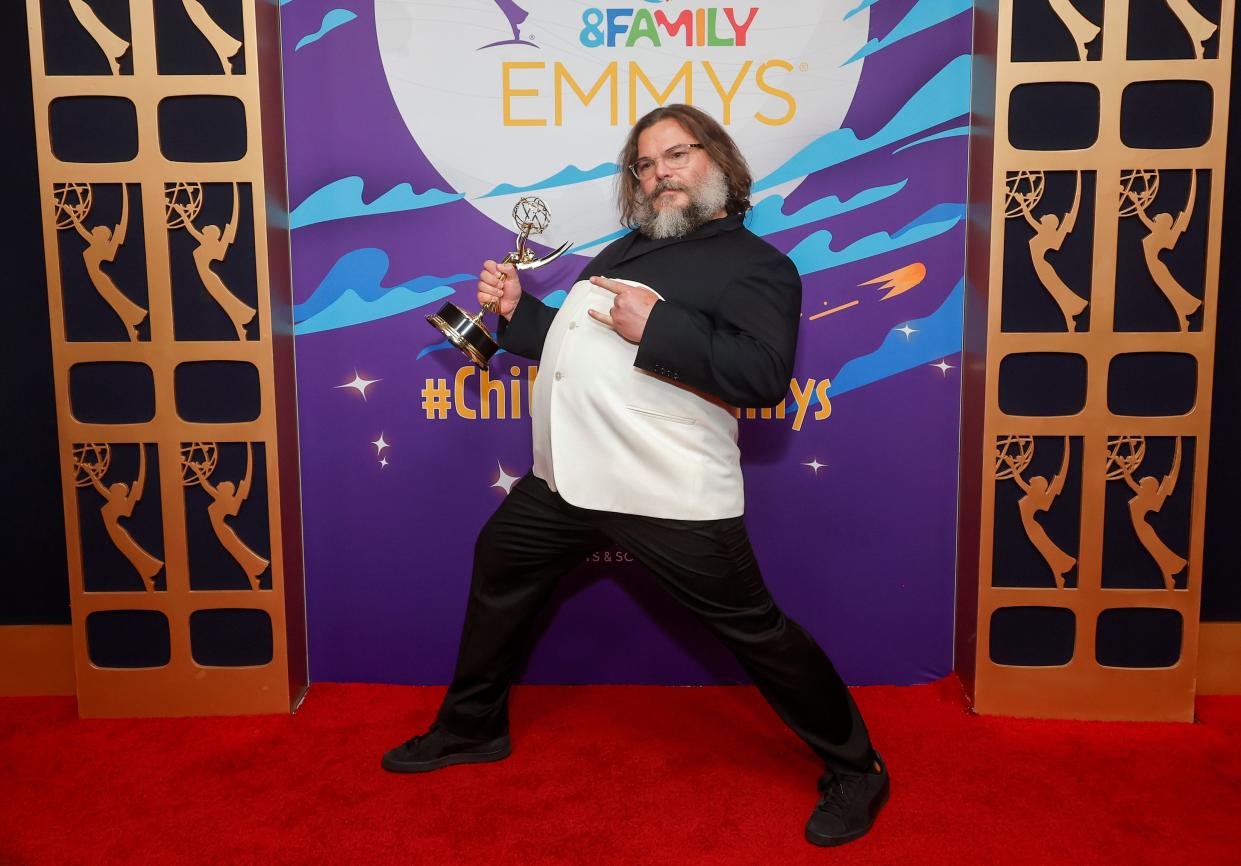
[844,0,970,65]
[747,181,907,236]
[295,9,357,51]
[480,163,619,199]
[569,182,908,255]
[788,203,965,276]
[290,177,463,229]
[827,277,964,397]
[753,55,970,193]
[571,227,629,255]
[844,0,880,20]
[294,248,472,335]
[892,125,972,154]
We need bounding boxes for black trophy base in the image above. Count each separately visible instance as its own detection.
[426,301,498,369]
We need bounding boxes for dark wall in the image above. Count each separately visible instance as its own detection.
[1201,20,1240,621]
[0,3,70,624]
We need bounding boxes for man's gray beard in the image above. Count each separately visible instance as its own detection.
[635,165,729,240]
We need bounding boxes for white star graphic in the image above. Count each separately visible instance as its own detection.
[492,461,520,495]
[372,433,389,454]
[337,370,380,399]
[931,359,954,375]
[803,458,826,475]
[379,457,389,468]
[895,322,918,339]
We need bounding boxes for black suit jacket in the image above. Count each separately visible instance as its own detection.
[499,213,802,408]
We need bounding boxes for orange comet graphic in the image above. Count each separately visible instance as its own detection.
[861,262,927,300]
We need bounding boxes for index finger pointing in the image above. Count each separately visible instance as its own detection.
[590,275,626,294]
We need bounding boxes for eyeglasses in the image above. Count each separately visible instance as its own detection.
[629,143,704,180]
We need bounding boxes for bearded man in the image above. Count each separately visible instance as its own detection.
[382,104,889,847]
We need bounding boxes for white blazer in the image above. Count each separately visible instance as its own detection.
[529,278,744,520]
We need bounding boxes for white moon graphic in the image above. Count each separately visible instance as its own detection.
[377,0,868,250]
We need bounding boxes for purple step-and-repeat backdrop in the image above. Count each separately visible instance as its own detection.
[280,0,971,685]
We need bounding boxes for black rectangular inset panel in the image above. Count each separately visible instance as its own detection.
[174,361,260,422]
[190,609,272,666]
[183,442,271,591]
[1204,58,1241,621]
[86,609,170,668]
[6,1,70,625]
[40,0,133,76]
[69,361,155,423]
[167,182,259,340]
[1107,353,1197,416]
[1001,171,1095,333]
[155,0,245,75]
[158,96,247,162]
[998,353,1087,416]
[1103,437,1194,590]
[1011,0,1103,62]
[75,443,166,593]
[1009,83,1099,151]
[49,97,138,163]
[1127,0,1221,60]
[989,606,1076,666]
[1096,608,1183,668]
[993,436,1082,589]
[1115,169,1208,333]
[54,182,151,342]
[1121,82,1213,149]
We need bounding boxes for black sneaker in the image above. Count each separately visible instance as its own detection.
[804,751,890,847]
[380,722,512,773]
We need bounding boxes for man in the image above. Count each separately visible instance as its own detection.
[383,104,889,847]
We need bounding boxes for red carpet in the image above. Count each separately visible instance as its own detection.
[1,676,1239,865]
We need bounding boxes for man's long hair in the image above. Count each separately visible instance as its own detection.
[616,104,753,228]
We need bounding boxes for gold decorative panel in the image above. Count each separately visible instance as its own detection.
[962,0,1233,720]
[25,0,304,717]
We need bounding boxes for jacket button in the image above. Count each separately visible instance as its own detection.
[569,321,578,330]
[555,371,563,381]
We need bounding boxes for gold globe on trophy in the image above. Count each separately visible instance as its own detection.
[426,196,571,369]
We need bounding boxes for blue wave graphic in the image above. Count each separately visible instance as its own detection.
[788,203,965,276]
[294,249,472,335]
[844,0,880,20]
[297,284,458,335]
[294,8,357,51]
[417,339,509,361]
[481,163,619,198]
[828,277,964,397]
[415,290,568,359]
[753,55,970,193]
[896,202,966,235]
[571,227,629,255]
[747,181,907,236]
[893,125,971,154]
[290,177,463,229]
[571,184,907,255]
[845,0,970,64]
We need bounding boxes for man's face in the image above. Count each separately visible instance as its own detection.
[636,119,712,212]
[633,118,728,239]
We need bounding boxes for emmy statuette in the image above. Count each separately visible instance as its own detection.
[427,196,571,368]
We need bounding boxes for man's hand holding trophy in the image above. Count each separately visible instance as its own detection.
[426,196,570,368]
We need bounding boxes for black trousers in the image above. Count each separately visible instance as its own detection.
[435,472,875,775]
